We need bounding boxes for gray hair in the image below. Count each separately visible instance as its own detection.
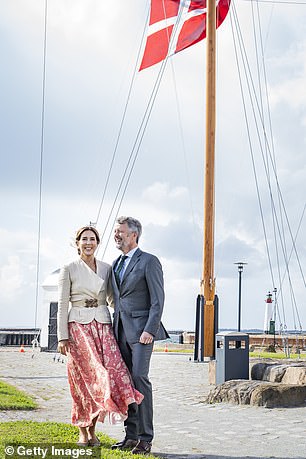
[116,216,142,243]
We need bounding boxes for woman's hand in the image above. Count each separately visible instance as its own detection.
[58,339,70,355]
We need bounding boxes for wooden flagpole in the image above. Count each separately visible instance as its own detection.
[201,0,217,358]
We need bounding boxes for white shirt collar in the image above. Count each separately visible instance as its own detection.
[125,246,138,258]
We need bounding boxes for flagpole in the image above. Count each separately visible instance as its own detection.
[201,0,217,358]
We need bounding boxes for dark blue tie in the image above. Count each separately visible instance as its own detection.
[115,255,127,286]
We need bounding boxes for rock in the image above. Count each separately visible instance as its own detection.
[251,362,278,380]
[251,361,306,384]
[250,362,288,382]
[282,366,306,385]
[205,379,306,408]
[205,380,263,405]
[250,383,306,408]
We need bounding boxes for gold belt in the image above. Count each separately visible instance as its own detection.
[84,299,98,308]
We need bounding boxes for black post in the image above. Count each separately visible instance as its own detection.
[194,294,205,362]
[273,287,277,349]
[193,295,201,361]
[238,268,242,332]
[200,295,204,362]
[213,294,219,359]
[234,262,247,332]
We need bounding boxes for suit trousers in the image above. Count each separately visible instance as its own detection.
[117,320,154,442]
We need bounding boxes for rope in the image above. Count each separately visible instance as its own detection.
[94,4,150,227]
[230,3,276,287]
[33,0,48,341]
[98,2,188,257]
[100,53,170,258]
[251,0,288,330]
[169,58,198,238]
[230,0,305,333]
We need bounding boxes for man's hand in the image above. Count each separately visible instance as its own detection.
[139,331,153,345]
[58,339,70,355]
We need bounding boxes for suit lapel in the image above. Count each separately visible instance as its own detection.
[112,257,121,293]
[121,248,141,285]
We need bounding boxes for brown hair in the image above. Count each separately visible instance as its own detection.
[75,226,100,254]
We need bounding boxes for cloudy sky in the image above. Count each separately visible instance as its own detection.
[0,0,305,335]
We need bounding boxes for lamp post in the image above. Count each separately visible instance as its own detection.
[273,287,277,349]
[234,262,248,332]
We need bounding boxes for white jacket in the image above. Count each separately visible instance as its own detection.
[57,258,114,342]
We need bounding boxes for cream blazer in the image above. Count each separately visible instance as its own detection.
[57,258,114,342]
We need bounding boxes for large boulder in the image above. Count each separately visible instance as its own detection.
[251,362,287,382]
[251,361,306,385]
[205,379,306,408]
[205,380,262,405]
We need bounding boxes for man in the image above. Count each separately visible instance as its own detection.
[111,216,169,455]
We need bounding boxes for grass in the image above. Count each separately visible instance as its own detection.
[0,382,158,458]
[250,351,306,359]
[0,381,37,410]
[154,347,306,359]
[0,421,158,459]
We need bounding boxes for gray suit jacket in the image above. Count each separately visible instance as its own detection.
[112,248,169,344]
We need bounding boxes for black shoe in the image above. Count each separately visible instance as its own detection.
[132,440,152,455]
[111,438,139,450]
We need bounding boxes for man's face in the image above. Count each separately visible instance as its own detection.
[114,223,137,253]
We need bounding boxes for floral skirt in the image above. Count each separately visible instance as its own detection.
[67,320,143,427]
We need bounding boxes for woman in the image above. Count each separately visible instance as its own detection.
[57,225,143,446]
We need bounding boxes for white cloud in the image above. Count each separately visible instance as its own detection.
[0,256,23,301]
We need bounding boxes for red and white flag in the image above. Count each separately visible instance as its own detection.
[139,0,231,71]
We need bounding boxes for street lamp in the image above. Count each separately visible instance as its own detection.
[234,262,248,332]
[273,287,277,349]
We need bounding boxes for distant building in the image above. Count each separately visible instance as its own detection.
[40,269,60,351]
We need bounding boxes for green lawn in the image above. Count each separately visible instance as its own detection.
[0,381,37,410]
[154,347,306,359]
[250,351,306,359]
[0,381,157,458]
[0,421,157,459]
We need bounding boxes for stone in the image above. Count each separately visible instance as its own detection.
[251,361,306,384]
[205,379,306,408]
[250,383,306,408]
[282,366,306,385]
[205,380,262,405]
[250,361,287,382]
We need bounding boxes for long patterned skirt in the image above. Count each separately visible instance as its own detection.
[67,320,143,427]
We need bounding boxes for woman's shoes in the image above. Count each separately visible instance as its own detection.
[88,438,101,447]
[76,441,89,446]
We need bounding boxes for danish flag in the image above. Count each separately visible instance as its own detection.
[139,0,231,70]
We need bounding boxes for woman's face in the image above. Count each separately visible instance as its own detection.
[77,230,98,258]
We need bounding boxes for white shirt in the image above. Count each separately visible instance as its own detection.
[120,246,138,278]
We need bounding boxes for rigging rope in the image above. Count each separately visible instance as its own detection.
[230,0,305,331]
[96,2,189,258]
[33,0,48,338]
[94,5,150,227]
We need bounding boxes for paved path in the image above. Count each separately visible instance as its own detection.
[0,348,306,459]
